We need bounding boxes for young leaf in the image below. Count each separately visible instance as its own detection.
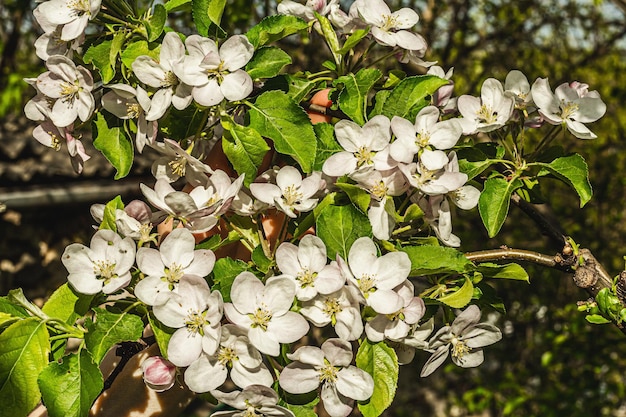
[221,117,270,187]
[477,262,530,282]
[313,122,342,171]
[246,15,308,48]
[248,90,317,173]
[335,182,371,213]
[400,245,473,275]
[93,112,134,179]
[147,313,175,358]
[145,4,167,42]
[316,204,372,260]
[212,257,250,303]
[337,28,370,55]
[356,340,398,417]
[0,318,50,417]
[84,308,144,364]
[42,283,93,324]
[38,350,103,417]
[83,40,115,83]
[264,74,321,103]
[192,0,211,36]
[246,46,292,79]
[334,68,382,125]
[437,277,474,308]
[478,177,523,238]
[536,153,592,207]
[315,13,340,66]
[0,297,28,319]
[165,0,191,12]
[380,75,448,120]
[120,40,160,71]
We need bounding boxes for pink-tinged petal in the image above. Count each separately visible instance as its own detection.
[248,326,280,356]
[231,362,273,389]
[249,183,282,205]
[269,312,310,343]
[168,329,203,367]
[287,345,325,366]
[385,319,411,341]
[367,289,404,314]
[50,99,78,127]
[221,70,253,101]
[160,228,195,267]
[321,384,354,417]
[322,152,357,177]
[231,272,264,313]
[67,272,102,295]
[565,119,596,139]
[337,366,374,400]
[164,191,198,215]
[220,35,254,71]
[356,0,389,25]
[321,339,353,367]
[185,355,227,393]
[531,78,559,114]
[575,96,606,123]
[192,79,224,107]
[279,362,321,394]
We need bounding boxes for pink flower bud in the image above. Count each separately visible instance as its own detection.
[141,356,177,392]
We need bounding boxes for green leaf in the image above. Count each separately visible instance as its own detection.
[0,297,28,319]
[222,117,270,187]
[93,112,134,179]
[437,277,474,308]
[99,195,124,232]
[264,74,321,103]
[145,4,167,42]
[246,46,292,80]
[369,90,391,118]
[477,262,530,282]
[586,314,611,324]
[83,40,115,84]
[84,308,144,364]
[380,75,448,120]
[246,15,308,48]
[192,0,211,36]
[456,144,504,180]
[536,153,592,207]
[159,107,208,140]
[38,350,103,417]
[334,68,382,125]
[248,90,317,173]
[335,182,370,213]
[316,204,372,260]
[252,245,272,274]
[165,0,191,12]
[120,40,160,71]
[8,288,46,319]
[110,31,126,66]
[315,13,340,65]
[42,283,93,324]
[401,245,473,275]
[337,28,370,55]
[147,313,175,358]
[207,0,227,26]
[478,177,523,238]
[356,340,398,417]
[212,258,250,303]
[313,122,342,171]
[0,318,50,417]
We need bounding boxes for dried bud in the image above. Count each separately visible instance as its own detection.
[141,356,177,392]
[573,265,597,289]
[562,245,573,256]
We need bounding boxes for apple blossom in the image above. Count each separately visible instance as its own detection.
[279,339,374,417]
[457,78,514,134]
[300,286,364,341]
[34,0,101,41]
[151,139,214,185]
[61,229,135,295]
[141,356,177,392]
[210,385,295,417]
[223,272,310,356]
[353,0,424,50]
[504,69,533,110]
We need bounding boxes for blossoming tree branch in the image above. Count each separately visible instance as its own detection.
[0,0,618,416]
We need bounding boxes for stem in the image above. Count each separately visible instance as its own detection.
[99,12,134,26]
[464,248,563,269]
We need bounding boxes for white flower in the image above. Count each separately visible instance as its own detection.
[250,166,322,218]
[504,70,533,110]
[176,34,254,106]
[134,228,215,305]
[531,78,606,139]
[365,281,425,342]
[61,229,135,295]
[132,32,192,120]
[275,235,344,300]
[183,324,273,393]
[36,55,95,128]
[457,78,514,134]
[391,318,434,365]
[322,115,392,177]
[279,339,374,417]
[399,151,468,195]
[210,385,295,417]
[34,0,101,41]
[224,272,310,356]
[102,84,157,153]
[278,0,339,21]
[141,356,177,392]
[300,287,364,341]
[338,236,411,314]
[420,305,502,377]
[153,275,223,366]
[427,66,456,110]
[353,0,423,50]
[390,107,462,164]
[34,27,83,61]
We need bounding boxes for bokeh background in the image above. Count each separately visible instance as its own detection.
[1,1,626,416]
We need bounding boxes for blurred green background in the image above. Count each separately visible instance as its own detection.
[1,0,626,416]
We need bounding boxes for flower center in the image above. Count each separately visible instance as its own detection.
[475,104,498,124]
[168,156,187,177]
[297,268,317,288]
[354,146,374,168]
[60,81,80,104]
[164,263,184,286]
[358,274,377,295]
[323,298,342,323]
[381,14,398,31]
[185,309,208,335]
[318,363,338,384]
[370,181,388,201]
[217,346,237,366]
[68,0,90,15]
[161,71,179,88]
[283,185,303,207]
[415,130,430,148]
[46,131,62,151]
[561,101,579,119]
[451,337,471,359]
[250,305,272,331]
[93,259,117,282]
[126,102,140,118]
